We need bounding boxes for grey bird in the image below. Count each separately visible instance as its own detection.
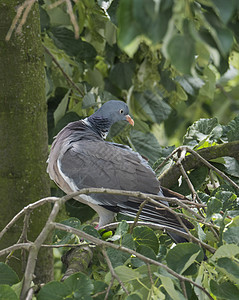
[47,100,193,242]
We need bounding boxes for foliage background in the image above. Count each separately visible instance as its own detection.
[1,0,239,299]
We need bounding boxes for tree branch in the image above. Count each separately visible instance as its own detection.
[159,142,239,188]
[100,221,216,253]
[43,46,84,97]
[0,243,32,257]
[0,197,58,241]
[53,222,214,300]
[61,244,94,281]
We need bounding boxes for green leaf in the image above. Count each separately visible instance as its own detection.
[64,272,94,299]
[81,225,101,239]
[0,285,18,300]
[37,281,70,300]
[133,91,172,124]
[109,62,135,90]
[40,7,50,32]
[38,273,94,300]
[206,197,222,220]
[158,275,185,300]
[121,233,135,250]
[176,75,204,96]
[65,200,95,224]
[210,280,239,300]
[53,112,80,138]
[54,90,70,125]
[0,263,19,285]
[223,227,239,245]
[183,118,218,147]
[82,93,96,109]
[117,0,141,55]
[199,66,216,99]
[212,190,238,212]
[133,0,172,43]
[215,27,234,56]
[166,243,204,275]
[53,217,81,244]
[92,281,108,300]
[107,221,129,242]
[107,247,131,268]
[130,130,161,165]
[47,7,71,26]
[217,257,239,284]
[212,0,236,24]
[50,27,97,62]
[224,115,239,142]
[211,244,239,260]
[167,34,195,74]
[114,266,141,282]
[136,245,157,260]
[126,294,142,300]
[133,226,159,254]
[115,220,129,236]
[174,166,208,195]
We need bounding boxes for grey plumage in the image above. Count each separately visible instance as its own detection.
[47,100,193,238]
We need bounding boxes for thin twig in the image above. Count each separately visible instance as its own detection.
[44,46,84,96]
[147,264,154,285]
[25,286,35,300]
[65,0,79,38]
[102,248,129,295]
[20,199,63,299]
[158,145,239,190]
[5,210,32,268]
[186,147,239,191]
[0,187,218,250]
[177,161,198,202]
[49,0,66,9]
[92,289,107,298]
[53,222,214,300]
[0,197,58,241]
[5,0,37,41]
[129,199,148,234]
[180,280,188,299]
[16,0,36,35]
[104,277,114,300]
[0,243,32,257]
[0,188,215,246]
[154,147,179,173]
[45,220,215,253]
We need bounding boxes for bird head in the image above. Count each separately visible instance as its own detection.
[93,100,134,126]
[87,100,134,138]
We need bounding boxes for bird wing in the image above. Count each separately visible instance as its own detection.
[57,139,193,229]
[59,139,160,203]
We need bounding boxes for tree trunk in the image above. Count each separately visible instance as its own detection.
[0,0,53,282]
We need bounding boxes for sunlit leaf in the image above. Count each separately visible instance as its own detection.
[0,285,18,300]
[211,244,239,260]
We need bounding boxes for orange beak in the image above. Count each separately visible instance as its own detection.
[126,115,134,126]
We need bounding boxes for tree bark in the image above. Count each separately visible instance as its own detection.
[0,0,53,282]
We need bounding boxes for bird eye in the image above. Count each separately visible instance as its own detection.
[119,109,124,114]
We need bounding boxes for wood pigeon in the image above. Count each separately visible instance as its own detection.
[47,100,193,242]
